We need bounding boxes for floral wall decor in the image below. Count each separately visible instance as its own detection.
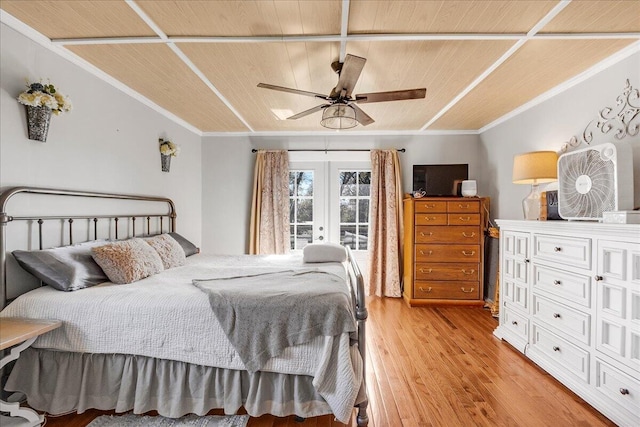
[159,138,180,172]
[17,81,72,142]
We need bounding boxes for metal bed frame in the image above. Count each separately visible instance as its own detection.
[0,186,369,426]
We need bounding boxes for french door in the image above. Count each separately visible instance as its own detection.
[289,160,371,252]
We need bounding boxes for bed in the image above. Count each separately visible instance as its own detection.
[0,186,369,426]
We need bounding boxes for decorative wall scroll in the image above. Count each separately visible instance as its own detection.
[561,79,639,153]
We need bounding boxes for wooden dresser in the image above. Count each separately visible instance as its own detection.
[402,196,489,306]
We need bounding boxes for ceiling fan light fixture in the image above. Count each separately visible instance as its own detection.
[320,104,357,130]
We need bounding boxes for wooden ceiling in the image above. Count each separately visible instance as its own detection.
[2,0,638,134]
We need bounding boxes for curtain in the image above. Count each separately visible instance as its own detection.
[368,150,404,297]
[249,150,290,254]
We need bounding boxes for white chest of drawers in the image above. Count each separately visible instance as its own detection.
[494,220,640,427]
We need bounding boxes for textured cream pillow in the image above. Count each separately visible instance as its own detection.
[91,238,164,284]
[145,233,186,269]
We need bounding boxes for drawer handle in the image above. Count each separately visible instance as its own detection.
[462,250,476,256]
[511,321,518,326]
[423,216,437,221]
[461,269,475,275]
[458,204,470,208]
[419,268,433,274]
[425,204,436,208]
[419,232,433,237]
[553,280,561,285]
[553,346,560,352]
[419,287,433,293]
[620,388,630,395]
[524,259,530,263]
[553,313,561,319]
[554,246,562,252]
[458,216,471,222]
[595,275,603,281]
[462,232,476,238]
[419,250,433,256]
[460,287,475,293]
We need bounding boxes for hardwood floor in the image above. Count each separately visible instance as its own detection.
[38,297,615,427]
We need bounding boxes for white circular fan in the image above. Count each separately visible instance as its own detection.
[557,142,633,220]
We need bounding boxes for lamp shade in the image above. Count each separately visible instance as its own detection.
[512,151,558,184]
[320,104,357,129]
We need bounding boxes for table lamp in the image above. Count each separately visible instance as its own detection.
[512,151,558,220]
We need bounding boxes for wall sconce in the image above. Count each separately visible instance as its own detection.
[512,151,558,220]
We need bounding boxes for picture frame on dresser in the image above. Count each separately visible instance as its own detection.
[493,220,640,427]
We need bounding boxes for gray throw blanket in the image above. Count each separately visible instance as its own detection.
[192,269,356,372]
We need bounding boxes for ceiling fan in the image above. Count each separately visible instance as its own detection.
[257,54,427,129]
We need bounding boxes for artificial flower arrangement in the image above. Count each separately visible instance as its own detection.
[17,81,72,115]
[159,138,180,157]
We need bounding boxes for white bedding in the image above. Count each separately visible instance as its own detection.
[0,253,363,422]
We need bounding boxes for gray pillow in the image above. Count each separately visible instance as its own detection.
[13,240,111,292]
[168,232,199,257]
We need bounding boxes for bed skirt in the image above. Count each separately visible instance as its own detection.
[7,348,363,421]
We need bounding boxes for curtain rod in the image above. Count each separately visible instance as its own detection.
[251,148,405,153]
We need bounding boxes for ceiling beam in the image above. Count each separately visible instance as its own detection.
[339,0,350,63]
[51,32,640,47]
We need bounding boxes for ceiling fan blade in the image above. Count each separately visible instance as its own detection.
[355,88,426,104]
[257,83,329,100]
[287,104,328,120]
[331,54,366,98]
[351,104,375,126]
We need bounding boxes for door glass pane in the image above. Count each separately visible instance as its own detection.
[340,199,356,223]
[358,172,371,196]
[340,225,357,249]
[297,172,313,196]
[290,170,315,250]
[340,172,357,196]
[338,169,370,250]
[358,199,369,223]
[297,199,313,222]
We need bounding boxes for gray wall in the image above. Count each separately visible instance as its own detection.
[479,52,640,220]
[1,23,203,244]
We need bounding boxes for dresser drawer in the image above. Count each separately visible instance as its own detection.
[448,213,480,225]
[415,226,480,244]
[532,295,590,345]
[533,234,591,269]
[530,323,590,384]
[414,200,447,213]
[414,281,480,299]
[595,359,640,416]
[503,308,529,341]
[415,213,447,225]
[532,264,591,308]
[415,244,480,262]
[447,200,480,213]
[415,262,479,281]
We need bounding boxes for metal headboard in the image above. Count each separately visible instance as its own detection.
[0,186,177,309]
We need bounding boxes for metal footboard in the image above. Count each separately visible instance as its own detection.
[345,246,369,427]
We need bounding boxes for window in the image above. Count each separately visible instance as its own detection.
[338,171,370,250]
[289,171,314,250]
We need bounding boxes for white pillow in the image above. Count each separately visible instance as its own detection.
[302,242,347,263]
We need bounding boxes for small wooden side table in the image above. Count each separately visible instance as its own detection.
[0,317,62,427]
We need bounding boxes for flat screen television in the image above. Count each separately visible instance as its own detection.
[413,164,469,196]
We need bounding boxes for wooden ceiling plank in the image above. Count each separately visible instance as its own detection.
[540,0,640,33]
[1,0,156,39]
[67,43,247,132]
[431,39,637,130]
